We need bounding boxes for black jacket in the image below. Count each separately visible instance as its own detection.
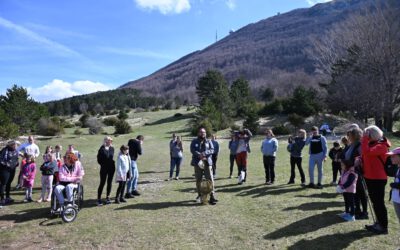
[97,145,115,168]
[0,146,19,170]
[128,139,142,161]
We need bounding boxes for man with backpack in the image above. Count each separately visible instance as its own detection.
[190,127,218,205]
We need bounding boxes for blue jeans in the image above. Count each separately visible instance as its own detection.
[309,152,324,184]
[127,160,138,193]
[170,157,182,178]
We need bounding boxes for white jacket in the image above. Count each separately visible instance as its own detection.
[116,153,131,182]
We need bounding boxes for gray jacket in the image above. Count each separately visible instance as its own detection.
[190,138,214,167]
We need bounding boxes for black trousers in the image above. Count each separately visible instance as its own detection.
[263,155,276,183]
[98,166,115,200]
[355,177,368,214]
[0,168,11,200]
[5,168,15,199]
[212,154,218,176]
[365,178,388,228]
[116,181,126,199]
[343,192,355,216]
[289,156,305,183]
[229,154,236,176]
[332,162,341,182]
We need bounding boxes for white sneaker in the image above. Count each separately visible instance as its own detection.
[175,177,179,180]
[195,196,201,203]
[331,181,337,185]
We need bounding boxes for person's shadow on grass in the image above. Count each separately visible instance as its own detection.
[287,230,373,250]
[114,200,198,210]
[264,210,344,240]
[0,207,49,223]
[283,201,343,211]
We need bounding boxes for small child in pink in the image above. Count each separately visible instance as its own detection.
[21,154,36,202]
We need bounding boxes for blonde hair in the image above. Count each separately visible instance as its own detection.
[298,129,306,138]
[265,129,275,137]
[103,136,113,146]
[364,125,383,141]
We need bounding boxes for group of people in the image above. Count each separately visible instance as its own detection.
[1,123,399,235]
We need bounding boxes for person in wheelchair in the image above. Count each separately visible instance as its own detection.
[54,152,84,208]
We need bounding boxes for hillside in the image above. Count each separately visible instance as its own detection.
[120,0,376,101]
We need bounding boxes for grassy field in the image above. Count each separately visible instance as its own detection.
[1,108,399,249]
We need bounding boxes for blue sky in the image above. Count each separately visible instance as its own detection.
[0,0,330,102]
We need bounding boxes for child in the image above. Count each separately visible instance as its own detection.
[337,160,358,221]
[38,153,57,202]
[115,145,131,204]
[21,154,36,202]
[43,145,53,162]
[66,144,82,160]
[53,145,63,185]
[328,141,343,185]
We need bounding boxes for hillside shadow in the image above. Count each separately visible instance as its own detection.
[115,200,198,210]
[0,207,49,223]
[283,201,343,211]
[145,114,192,126]
[288,230,373,250]
[264,210,343,240]
[295,192,340,199]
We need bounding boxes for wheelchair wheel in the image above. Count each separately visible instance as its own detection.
[78,185,84,209]
[61,206,77,223]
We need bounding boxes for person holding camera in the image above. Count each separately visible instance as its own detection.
[287,129,307,186]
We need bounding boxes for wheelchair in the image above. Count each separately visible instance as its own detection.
[50,183,84,223]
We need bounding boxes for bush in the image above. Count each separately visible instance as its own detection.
[37,118,63,136]
[260,99,283,116]
[287,113,305,129]
[243,111,259,134]
[0,123,19,139]
[79,114,90,128]
[86,117,103,135]
[103,117,119,126]
[114,120,132,134]
[230,124,240,131]
[152,107,160,112]
[62,120,75,128]
[74,129,82,136]
[272,124,290,135]
[117,110,129,120]
[74,121,82,127]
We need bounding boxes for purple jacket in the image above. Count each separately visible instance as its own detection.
[22,162,36,188]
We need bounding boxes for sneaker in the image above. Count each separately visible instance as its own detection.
[115,198,120,204]
[355,213,369,220]
[229,175,232,179]
[209,200,217,205]
[307,183,315,188]
[37,198,43,203]
[265,181,272,185]
[175,177,179,180]
[97,200,103,206]
[5,197,14,204]
[316,183,323,189]
[131,190,141,196]
[15,184,20,190]
[287,181,295,184]
[301,182,306,187]
[45,198,51,202]
[338,212,348,219]
[210,196,218,203]
[105,198,111,205]
[125,193,134,199]
[344,214,355,222]
[119,197,127,203]
[166,178,172,181]
[27,198,33,202]
[238,181,243,185]
[331,181,337,185]
[195,196,201,203]
[365,223,388,234]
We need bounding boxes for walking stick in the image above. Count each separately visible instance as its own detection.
[360,176,376,224]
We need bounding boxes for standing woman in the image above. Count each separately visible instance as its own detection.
[169,136,183,180]
[228,134,238,178]
[362,125,390,234]
[0,141,20,207]
[261,129,279,185]
[287,129,307,186]
[97,136,115,206]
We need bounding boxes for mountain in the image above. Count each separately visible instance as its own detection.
[119,0,376,102]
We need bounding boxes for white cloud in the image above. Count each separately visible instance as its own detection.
[0,16,82,58]
[226,0,236,10]
[134,0,191,14]
[28,79,112,102]
[306,0,331,6]
[100,47,174,60]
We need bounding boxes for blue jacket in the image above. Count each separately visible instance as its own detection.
[261,138,278,156]
[228,140,238,155]
[190,138,214,167]
[287,137,306,158]
[212,140,219,155]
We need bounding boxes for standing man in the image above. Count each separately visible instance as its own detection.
[190,127,218,205]
[306,126,328,189]
[126,135,144,198]
[211,135,219,179]
[16,135,40,189]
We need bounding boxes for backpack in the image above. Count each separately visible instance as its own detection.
[378,156,398,177]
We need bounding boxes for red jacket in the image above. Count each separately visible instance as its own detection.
[361,135,390,180]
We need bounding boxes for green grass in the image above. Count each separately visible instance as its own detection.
[1,108,399,249]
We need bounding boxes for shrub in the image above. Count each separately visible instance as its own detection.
[243,111,259,134]
[114,120,132,134]
[37,118,63,136]
[62,120,75,128]
[86,117,103,135]
[74,121,83,127]
[103,117,119,126]
[287,113,305,130]
[79,114,90,128]
[117,110,129,120]
[0,123,19,139]
[74,129,82,136]
[260,99,283,116]
[272,124,290,135]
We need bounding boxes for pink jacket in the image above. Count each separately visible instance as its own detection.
[339,168,358,193]
[22,162,36,188]
[59,161,84,184]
